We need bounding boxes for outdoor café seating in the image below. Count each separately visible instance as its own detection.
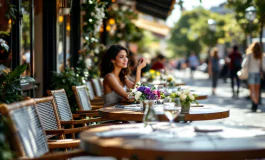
[72,85,102,114]
[34,96,89,140]
[0,99,118,160]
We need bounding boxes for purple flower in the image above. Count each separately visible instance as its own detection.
[144,87,152,95]
[148,93,156,100]
[137,86,145,92]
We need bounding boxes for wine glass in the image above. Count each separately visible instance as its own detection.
[163,98,181,126]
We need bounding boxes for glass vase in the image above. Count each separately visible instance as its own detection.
[142,100,158,127]
[181,102,191,113]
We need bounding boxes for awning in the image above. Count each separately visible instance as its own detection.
[132,18,170,36]
[135,0,175,20]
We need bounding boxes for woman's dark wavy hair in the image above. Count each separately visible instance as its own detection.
[100,44,131,84]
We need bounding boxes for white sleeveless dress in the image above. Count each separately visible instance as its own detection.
[103,73,127,107]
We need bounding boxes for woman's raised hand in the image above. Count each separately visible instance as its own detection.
[137,57,146,69]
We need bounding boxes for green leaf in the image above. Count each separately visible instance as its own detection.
[8,64,27,81]
[21,76,35,83]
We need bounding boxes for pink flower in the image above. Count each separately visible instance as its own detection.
[153,90,161,98]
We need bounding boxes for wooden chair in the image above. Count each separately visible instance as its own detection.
[99,77,104,92]
[72,85,102,114]
[34,96,89,140]
[47,89,106,137]
[0,99,86,159]
[86,81,104,105]
[48,89,123,129]
[0,99,116,160]
[91,78,103,97]
[86,81,96,100]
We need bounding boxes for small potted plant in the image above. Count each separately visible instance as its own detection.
[169,88,198,113]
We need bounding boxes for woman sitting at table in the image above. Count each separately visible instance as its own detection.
[100,44,146,107]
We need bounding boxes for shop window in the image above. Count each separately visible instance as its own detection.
[57,15,70,72]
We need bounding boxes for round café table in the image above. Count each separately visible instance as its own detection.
[166,93,208,100]
[146,80,186,86]
[80,123,265,160]
[99,105,229,122]
[194,93,207,100]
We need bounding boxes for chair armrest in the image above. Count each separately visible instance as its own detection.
[93,96,104,99]
[72,114,87,119]
[45,127,89,135]
[91,105,102,109]
[76,110,98,114]
[90,100,104,105]
[72,112,98,118]
[60,118,101,125]
[18,149,88,160]
[48,139,80,149]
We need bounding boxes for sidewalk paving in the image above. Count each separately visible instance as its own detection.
[174,69,265,128]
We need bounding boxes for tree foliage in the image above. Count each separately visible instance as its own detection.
[227,0,265,50]
[227,0,259,35]
[169,7,244,57]
[169,8,203,56]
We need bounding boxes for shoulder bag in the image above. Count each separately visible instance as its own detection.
[237,55,250,80]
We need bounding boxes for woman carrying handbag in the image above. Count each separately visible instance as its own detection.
[242,42,263,112]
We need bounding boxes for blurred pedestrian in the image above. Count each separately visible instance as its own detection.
[242,42,262,112]
[219,57,230,83]
[151,54,166,71]
[209,47,220,95]
[188,51,199,79]
[228,45,242,98]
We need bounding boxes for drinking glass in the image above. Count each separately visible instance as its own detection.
[163,100,180,126]
[163,97,172,103]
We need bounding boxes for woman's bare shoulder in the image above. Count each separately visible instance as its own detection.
[104,73,116,82]
[104,73,114,78]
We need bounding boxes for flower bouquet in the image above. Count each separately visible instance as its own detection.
[143,69,160,82]
[129,82,164,102]
[164,75,177,87]
[169,88,198,113]
[129,82,164,127]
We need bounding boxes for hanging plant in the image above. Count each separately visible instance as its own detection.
[77,43,106,79]
[108,3,143,43]
[80,0,109,79]
[82,0,107,38]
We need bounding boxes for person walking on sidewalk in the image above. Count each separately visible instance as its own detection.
[209,47,220,95]
[188,51,199,79]
[228,45,242,97]
[242,42,262,112]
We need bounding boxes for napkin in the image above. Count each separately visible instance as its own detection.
[114,104,141,110]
